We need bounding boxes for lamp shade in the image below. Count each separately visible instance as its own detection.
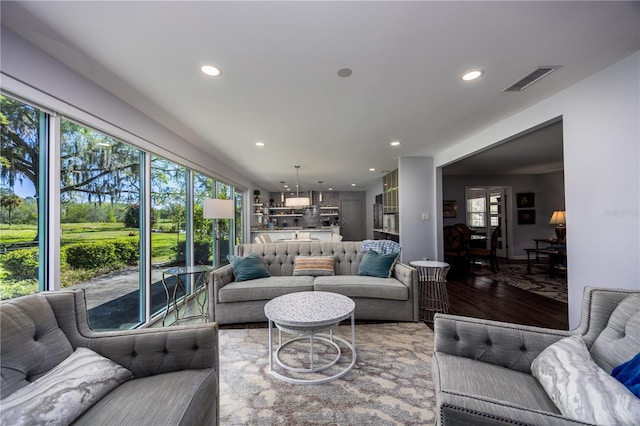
[285,197,310,207]
[203,198,235,219]
[549,210,566,225]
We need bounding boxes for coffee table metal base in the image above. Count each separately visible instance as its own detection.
[268,314,356,384]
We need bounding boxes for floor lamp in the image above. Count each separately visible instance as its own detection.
[203,199,235,267]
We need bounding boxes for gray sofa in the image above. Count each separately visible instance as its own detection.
[1,289,219,425]
[208,241,418,324]
[432,286,640,425]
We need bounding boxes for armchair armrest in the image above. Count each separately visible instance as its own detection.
[44,290,218,379]
[434,313,572,373]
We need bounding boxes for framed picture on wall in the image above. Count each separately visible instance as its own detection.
[443,200,457,218]
[518,209,536,225]
[516,192,535,208]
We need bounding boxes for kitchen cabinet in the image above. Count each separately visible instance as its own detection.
[383,169,398,213]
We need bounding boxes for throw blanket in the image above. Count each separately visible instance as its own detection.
[361,239,401,255]
[612,352,640,397]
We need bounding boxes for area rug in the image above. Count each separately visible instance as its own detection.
[219,322,436,425]
[473,263,567,303]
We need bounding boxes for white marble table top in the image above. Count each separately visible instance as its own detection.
[264,291,355,327]
[409,260,449,268]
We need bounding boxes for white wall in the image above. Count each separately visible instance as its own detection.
[435,51,640,328]
[399,156,437,263]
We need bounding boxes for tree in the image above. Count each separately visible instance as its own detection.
[1,95,142,213]
[0,191,22,225]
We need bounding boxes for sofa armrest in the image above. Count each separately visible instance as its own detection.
[44,290,219,379]
[434,313,572,373]
[392,262,419,321]
[209,264,234,304]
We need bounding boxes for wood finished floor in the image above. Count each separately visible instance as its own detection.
[445,268,569,330]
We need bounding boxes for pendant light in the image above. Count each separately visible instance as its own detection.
[285,165,310,207]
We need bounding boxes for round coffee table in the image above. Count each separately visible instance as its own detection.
[264,291,356,384]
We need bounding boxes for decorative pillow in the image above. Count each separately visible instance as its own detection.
[227,253,271,282]
[0,347,133,426]
[531,335,640,425]
[612,352,640,397]
[357,250,398,278]
[293,256,335,276]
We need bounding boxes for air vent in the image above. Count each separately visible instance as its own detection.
[503,66,561,92]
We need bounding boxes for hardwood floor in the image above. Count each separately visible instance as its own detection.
[445,269,569,330]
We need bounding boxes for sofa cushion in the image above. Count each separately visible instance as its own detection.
[589,293,640,372]
[314,275,408,301]
[531,334,640,425]
[292,255,335,276]
[0,294,74,398]
[0,347,133,426]
[73,369,217,426]
[228,253,271,282]
[357,250,398,278]
[218,276,314,303]
[432,352,560,414]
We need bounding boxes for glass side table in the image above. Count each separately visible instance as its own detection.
[161,265,215,326]
[409,260,451,324]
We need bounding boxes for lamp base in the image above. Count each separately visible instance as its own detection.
[555,225,566,243]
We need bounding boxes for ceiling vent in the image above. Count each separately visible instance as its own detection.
[503,66,561,92]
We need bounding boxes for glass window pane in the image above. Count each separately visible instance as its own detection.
[0,95,42,299]
[151,156,187,317]
[60,119,142,330]
[194,172,214,265]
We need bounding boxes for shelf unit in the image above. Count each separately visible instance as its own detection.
[383,169,399,214]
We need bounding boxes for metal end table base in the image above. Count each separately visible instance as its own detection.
[268,319,356,385]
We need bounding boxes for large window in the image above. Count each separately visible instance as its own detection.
[0,93,246,329]
[0,95,45,299]
[60,119,143,329]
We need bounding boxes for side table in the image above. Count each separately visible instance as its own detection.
[409,260,450,324]
[161,265,215,326]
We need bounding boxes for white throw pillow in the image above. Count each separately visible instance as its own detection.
[531,334,640,425]
[0,347,133,426]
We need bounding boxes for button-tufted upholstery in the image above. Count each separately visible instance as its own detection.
[209,241,419,324]
[432,286,639,425]
[1,289,220,425]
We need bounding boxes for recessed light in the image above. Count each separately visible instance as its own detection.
[337,68,353,78]
[255,141,265,147]
[390,141,401,147]
[201,65,221,77]
[461,69,484,81]
[369,168,376,172]
[351,183,356,187]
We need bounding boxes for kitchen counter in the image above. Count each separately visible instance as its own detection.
[251,227,340,242]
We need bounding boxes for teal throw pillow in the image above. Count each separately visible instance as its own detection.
[357,250,398,278]
[227,253,271,282]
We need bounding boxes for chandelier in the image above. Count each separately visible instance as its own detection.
[285,165,310,207]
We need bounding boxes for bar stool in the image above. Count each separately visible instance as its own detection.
[409,260,451,324]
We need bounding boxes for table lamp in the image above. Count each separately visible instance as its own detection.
[549,210,566,243]
[204,199,235,266]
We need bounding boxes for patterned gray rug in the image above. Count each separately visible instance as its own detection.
[219,322,436,425]
[474,263,567,303]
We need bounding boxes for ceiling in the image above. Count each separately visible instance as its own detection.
[2,1,639,191]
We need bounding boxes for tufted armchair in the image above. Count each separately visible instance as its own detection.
[1,289,219,425]
[432,286,639,425]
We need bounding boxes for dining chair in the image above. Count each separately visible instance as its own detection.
[443,226,468,273]
[468,226,501,272]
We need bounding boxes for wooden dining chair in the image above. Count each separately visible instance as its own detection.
[443,226,468,273]
[468,226,501,272]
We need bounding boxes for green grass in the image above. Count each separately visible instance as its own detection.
[0,224,38,243]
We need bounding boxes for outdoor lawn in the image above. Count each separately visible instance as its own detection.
[0,221,201,299]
